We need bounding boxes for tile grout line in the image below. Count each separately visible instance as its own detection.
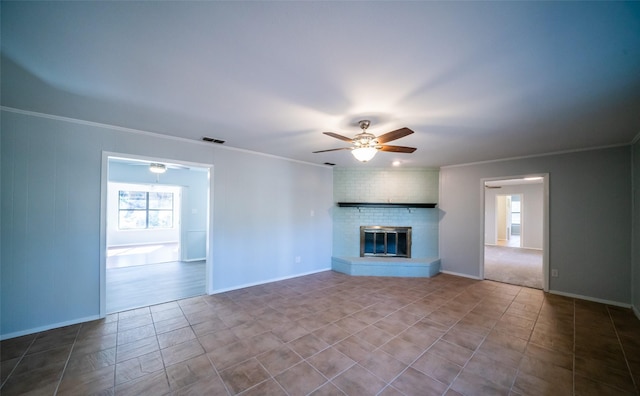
[183,300,234,396]
[365,285,458,395]
[606,306,640,394]
[52,325,82,395]
[156,306,172,394]
[508,287,545,395]
[441,283,520,395]
[0,333,38,390]
[238,279,456,395]
[380,283,483,395]
[377,280,533,394]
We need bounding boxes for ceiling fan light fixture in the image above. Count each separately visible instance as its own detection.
[149,163,167,174]
[313,119,415,161]
[352,147,377,162]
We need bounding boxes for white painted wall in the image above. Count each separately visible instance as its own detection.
[440,147,632,305]
[484,184,543,249]
[0,109,333,338]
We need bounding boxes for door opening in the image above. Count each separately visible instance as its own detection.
[482,176,548,291]
[101,154,212,314]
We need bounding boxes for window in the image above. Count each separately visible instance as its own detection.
[118,190,174,229]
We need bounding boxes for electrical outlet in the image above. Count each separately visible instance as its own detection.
[551,269,558,277]
[295,256,301,264]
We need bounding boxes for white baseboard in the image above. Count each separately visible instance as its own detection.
[548,290,632,309]
[440,272,635,311]
[439,270,482,280]
[210,267,332,294]
[108,241,178,248]
[1,314,101,341]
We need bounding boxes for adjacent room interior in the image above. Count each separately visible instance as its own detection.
[483,178,545,290]
[106,157,210,313]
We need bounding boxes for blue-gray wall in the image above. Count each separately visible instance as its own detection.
[0,109,333,338]
[440,147,632,305]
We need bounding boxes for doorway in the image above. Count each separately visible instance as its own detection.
[101,155,212,314]
[482,176,548,290]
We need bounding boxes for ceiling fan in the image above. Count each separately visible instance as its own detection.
[313,120,417,162]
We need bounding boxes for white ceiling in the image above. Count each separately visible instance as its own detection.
[2,1,640,168]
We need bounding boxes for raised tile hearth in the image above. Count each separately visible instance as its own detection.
[332,256,441,277]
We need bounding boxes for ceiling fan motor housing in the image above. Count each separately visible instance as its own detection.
[354,132,378,148]
[355,120,377,148]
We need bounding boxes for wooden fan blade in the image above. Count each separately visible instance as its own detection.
[379,145,416,153]
[312,147,353,153]
[376,127,414,144]
[323,132,354,142]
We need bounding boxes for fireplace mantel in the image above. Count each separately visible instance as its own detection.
[337,202,437,208]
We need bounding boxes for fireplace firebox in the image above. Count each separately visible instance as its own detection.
[360,226,411,258]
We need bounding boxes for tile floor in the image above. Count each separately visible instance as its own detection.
[1,271,639,395]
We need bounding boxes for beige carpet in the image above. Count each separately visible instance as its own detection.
[484,245,543,289]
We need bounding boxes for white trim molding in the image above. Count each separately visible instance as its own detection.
[211,268,331,294]
[1,315,101,341]
[0,106,330,169]
[549,290,632,309]
[440,270,482,280]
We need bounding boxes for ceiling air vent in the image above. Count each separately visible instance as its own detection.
[202,137,225,144]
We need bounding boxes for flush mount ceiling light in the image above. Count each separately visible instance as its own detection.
[313,120,417,163]
[149,163,167,174]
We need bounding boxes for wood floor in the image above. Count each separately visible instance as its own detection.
[106,260,206,313]
[107,242,180,269]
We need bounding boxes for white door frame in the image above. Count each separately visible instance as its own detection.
[99,151,214,317]
[480,174,549,292]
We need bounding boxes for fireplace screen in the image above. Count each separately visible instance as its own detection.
[360,226,411,258]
